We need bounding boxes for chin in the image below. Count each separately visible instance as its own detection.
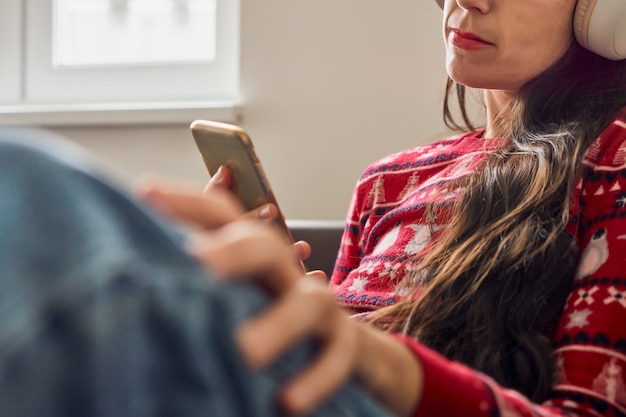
[449,75,497,89]
[448,70,523,91]
[447,61,531,91]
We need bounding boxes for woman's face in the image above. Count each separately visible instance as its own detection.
[443,0,577,92]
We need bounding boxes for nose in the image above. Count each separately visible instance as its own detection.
[453,0,491,13]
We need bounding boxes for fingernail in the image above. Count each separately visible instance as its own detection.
[259,205,272,219]
[293,244,306,260]
[213,165,225,181]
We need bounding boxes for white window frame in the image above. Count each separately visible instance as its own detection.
[0,0,240,126]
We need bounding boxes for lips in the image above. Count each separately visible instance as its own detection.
[449,29,492,51]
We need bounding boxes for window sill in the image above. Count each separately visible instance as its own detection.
[0,101,242,127]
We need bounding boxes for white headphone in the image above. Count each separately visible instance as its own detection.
[435,0,626,60]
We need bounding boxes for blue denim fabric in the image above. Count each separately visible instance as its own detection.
[0,129,392,417]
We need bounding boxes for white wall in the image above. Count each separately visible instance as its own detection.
[54,0,448,220]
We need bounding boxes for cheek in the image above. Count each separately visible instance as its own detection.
[446,35,573,91]
[499,35,572,81]
[500,10,574,75]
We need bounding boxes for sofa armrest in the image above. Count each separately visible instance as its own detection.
[287,220,345,278]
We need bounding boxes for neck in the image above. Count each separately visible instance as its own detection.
[483,90,517,138]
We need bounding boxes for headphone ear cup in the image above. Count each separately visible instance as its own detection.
[574,0,626,60]
[436,0,626,60]
[573,0,595,50]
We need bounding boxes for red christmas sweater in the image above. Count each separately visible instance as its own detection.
[331,114,626,416]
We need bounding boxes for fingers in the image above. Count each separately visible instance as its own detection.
[137,179,246,229]
[292,242,330,281]
[292,240,312,261]
[187,220,303,293]
[204,165,280,227]
[245,203,279,223]
[139,177,351,415]
[305,270,328,284]
[203,166,278,224]
[280,321,359,415]
[204,165,231,193]
[236,279,335,368]
[235,278,358,415]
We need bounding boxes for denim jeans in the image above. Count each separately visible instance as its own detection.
[0,129,391,417]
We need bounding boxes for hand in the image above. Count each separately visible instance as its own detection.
[205,164,278,224]
[205,165,322,278]
[138,180,422,417]
[139,180,359,411]
[190,221,422,417]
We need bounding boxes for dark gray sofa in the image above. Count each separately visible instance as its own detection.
[287,220,345,277]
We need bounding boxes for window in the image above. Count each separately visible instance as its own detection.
[0,0,240,125]
[53,0,217,67]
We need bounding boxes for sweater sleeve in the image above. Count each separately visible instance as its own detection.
[329,182,364,287]
[330,164,377,287]
[394,118,626,417]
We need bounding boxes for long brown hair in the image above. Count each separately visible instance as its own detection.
[370,42,626,401]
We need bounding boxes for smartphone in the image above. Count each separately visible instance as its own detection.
[190,119,295,245]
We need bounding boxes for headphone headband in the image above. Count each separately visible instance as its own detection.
[435,0,626,60]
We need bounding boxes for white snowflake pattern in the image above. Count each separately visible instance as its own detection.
[403,260,421,275]
[395,282,412,297]
[394,270,421,298]
[616,193,626,208]
[404,224,432,255]
[348,277,369,292]
[379,262,401,281]
[574,286,599,306]
[565,309,592,330]
[603,287,626,308]
[447,155,473,180]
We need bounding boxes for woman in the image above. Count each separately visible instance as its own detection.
[0,0,624,416]
[331,0,626,413]
[201,0,626,415]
